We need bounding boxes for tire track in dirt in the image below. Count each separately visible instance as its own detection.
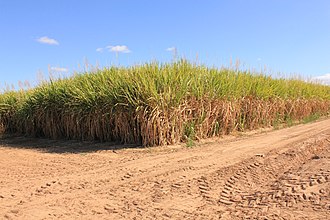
[0,119,330,219]
[218,137,330,220]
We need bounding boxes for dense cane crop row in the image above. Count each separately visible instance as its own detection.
[1,60,329,146]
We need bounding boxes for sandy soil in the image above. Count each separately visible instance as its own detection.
[0,119,329,220]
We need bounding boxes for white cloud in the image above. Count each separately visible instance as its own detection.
[106,45,131,53]
[50,66,68,72]
[311,73,330,85]
[37,36,59,45]
[96,47,104,52]
[166,47,176,52]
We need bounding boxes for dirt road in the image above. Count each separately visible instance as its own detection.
[1,119,330,219]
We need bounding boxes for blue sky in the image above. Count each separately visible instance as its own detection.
[1,0,330,89]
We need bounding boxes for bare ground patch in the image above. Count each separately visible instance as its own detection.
[1,119,330,219]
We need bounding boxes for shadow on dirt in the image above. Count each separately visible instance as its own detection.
[0,135,142,154]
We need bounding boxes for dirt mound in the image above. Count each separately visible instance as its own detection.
[1,119,330,219]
